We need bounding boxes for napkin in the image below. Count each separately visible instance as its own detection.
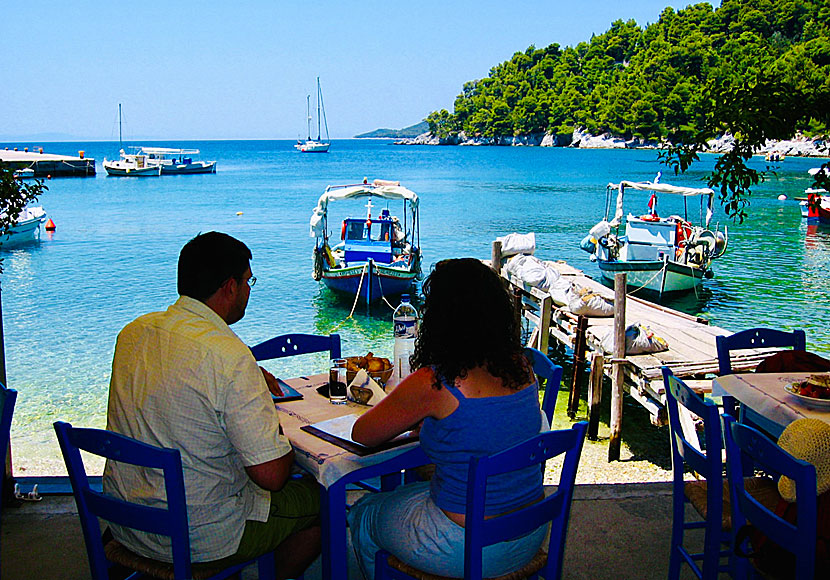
[347,369,387,405]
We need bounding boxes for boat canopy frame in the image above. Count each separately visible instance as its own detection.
[309,180,419,248]
[606,180,715,229]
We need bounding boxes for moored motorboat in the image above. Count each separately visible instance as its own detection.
[799,168,830,225]
[1,206,47,249]
[139,147,217,174]
[310,179,421,304]
[580,176,727,296]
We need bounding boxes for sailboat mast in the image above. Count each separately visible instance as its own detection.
[118,103,123,150]
[316,77,322,141]
[306,95,312,141]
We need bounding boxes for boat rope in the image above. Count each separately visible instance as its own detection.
[374,271,397,311]
[627,261,667,295]
[330,263,369,332]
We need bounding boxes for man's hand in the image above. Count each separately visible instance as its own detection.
[260,367,284,397]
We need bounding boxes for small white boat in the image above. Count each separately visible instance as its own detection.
[139,147,217,174]
[295,77,330,153]
[581,176,728,296]
[103,104,162,177]
[103,150,162,176]
[13,168,35,179]
[798,168,830,225]
[1,206,47,249]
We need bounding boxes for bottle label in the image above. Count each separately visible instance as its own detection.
[394,317,417,339]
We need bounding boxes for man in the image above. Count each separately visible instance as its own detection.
[104,231,320,579]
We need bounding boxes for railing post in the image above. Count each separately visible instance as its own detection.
[588,351,605,441]
[609,273,626,461]
[568,315,589,419]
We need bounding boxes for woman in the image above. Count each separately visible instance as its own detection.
[349,258,547,578]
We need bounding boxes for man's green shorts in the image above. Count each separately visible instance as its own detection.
[198,475,320,569]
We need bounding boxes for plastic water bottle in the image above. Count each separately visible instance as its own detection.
[392,294,418,383]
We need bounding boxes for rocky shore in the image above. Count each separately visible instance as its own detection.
[396,128,830,158]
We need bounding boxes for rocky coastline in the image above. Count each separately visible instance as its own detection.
[395,128,830,158]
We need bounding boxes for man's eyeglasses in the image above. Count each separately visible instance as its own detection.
[246,276,257,288]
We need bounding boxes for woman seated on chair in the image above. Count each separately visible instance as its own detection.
[349,258,547,579]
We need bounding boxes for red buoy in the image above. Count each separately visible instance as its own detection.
[45,219,56,231]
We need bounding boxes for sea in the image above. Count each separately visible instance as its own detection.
[3,139,829,475]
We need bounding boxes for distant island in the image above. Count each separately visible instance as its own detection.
[354,121,428,139]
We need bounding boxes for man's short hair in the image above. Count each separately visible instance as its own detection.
[178,232,252,301]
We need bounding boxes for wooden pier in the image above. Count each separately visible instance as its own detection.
[490,241,778,457]
[0,148,95,177]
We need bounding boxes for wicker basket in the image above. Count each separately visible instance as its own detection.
[345,356,393,385]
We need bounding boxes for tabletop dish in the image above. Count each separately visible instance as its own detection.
[783,382,830,409]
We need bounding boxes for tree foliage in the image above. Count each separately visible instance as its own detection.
[0,162,47,270]
[428,0,830,220]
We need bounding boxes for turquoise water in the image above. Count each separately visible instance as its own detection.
[3,140,829,474]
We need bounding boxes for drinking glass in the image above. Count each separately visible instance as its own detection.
[328,359,348,405]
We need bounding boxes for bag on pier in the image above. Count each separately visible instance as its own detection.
[496,232,536,256]
[567,285,614,317]
[600,322,668,354]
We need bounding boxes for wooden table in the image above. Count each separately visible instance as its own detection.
[711,373,830,438]
[276,374,420,580]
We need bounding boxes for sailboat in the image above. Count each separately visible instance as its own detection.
[102,104,161,176]
[295,77,330,153]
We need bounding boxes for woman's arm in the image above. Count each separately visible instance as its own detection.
[352,367,445,447]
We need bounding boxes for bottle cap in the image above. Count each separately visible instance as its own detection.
[400,294,409,302]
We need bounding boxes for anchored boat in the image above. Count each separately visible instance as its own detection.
[581,176,727,296]
[799,167,830,225]
[102,105,161,176]
[295,77,330,153]
[1,206,47,249]
[139,147,217,174]
[310,180,421,304]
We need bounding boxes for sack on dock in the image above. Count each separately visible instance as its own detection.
[567,285,614,317]
[548,271,572,306]
[600,323,669,354]
[497,232,536,256]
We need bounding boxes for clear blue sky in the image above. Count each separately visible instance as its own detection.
[2,1,710,141]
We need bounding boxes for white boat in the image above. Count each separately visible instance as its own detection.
[295,77,330,153]
[798,168,830,225]
[102,104,162,177]
[581,176,728,296]
[1,206,47,249]
[13,168,35,179]
[139,147,217,174]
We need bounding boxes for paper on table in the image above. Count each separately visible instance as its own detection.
[301,413,417,456]
[347,369,387,405]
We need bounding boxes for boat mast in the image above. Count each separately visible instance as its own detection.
[305,95,312,141]
[118,103,123,150]
[316,77,322,141]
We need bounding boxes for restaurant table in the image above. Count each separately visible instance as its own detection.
[711,373,830,438]
[276,374,420,580]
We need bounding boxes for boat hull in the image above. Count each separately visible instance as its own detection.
[1,207,47,249]
[296,141,330,153]
[103,161,162,176]
[322,262,416,303]
[597,258,706,294]
[159,161,217,174]
[800,198,830,225]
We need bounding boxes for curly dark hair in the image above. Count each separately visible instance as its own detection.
[410,258,527,390]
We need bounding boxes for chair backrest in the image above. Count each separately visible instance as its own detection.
[662,367,723,483]
[722,414,818,579]
[53,421,192,580]
[524,347,563,427]
[250,333,341,361]
[0,383,18,559]
[464,421,588,580]
[716,328,806,375]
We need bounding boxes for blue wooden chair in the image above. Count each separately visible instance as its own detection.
[663,366,733,579]
[722,414,818,579]
[524,346,564,426]
[250,332,341,361]
[0,383,17,565]
[716,328,806,422]
[374,422,588,580]
[53,421,277,580]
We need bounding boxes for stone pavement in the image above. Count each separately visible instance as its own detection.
[1,482,704,579]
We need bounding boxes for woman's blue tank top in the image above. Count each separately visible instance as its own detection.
[419,376,543,516]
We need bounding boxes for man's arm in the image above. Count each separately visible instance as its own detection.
[244,448,295,491]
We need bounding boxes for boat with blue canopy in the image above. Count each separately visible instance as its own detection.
[310,179,421,304]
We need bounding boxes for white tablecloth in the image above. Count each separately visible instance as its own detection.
[711,373,830,431]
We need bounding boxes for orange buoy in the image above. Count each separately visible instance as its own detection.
[45,219,56,231]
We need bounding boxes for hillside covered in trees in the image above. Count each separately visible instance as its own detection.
[426,0,830,146]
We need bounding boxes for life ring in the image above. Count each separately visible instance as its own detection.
[341,221,346,240]
[639,214,660,222]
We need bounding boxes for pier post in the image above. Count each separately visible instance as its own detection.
[490,240,502,275]
[588,351,604,441]
[609,273,626,461]
[568,315,588,419]
[537,295,551,357]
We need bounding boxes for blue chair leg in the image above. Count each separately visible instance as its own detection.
[668,484,685,579]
